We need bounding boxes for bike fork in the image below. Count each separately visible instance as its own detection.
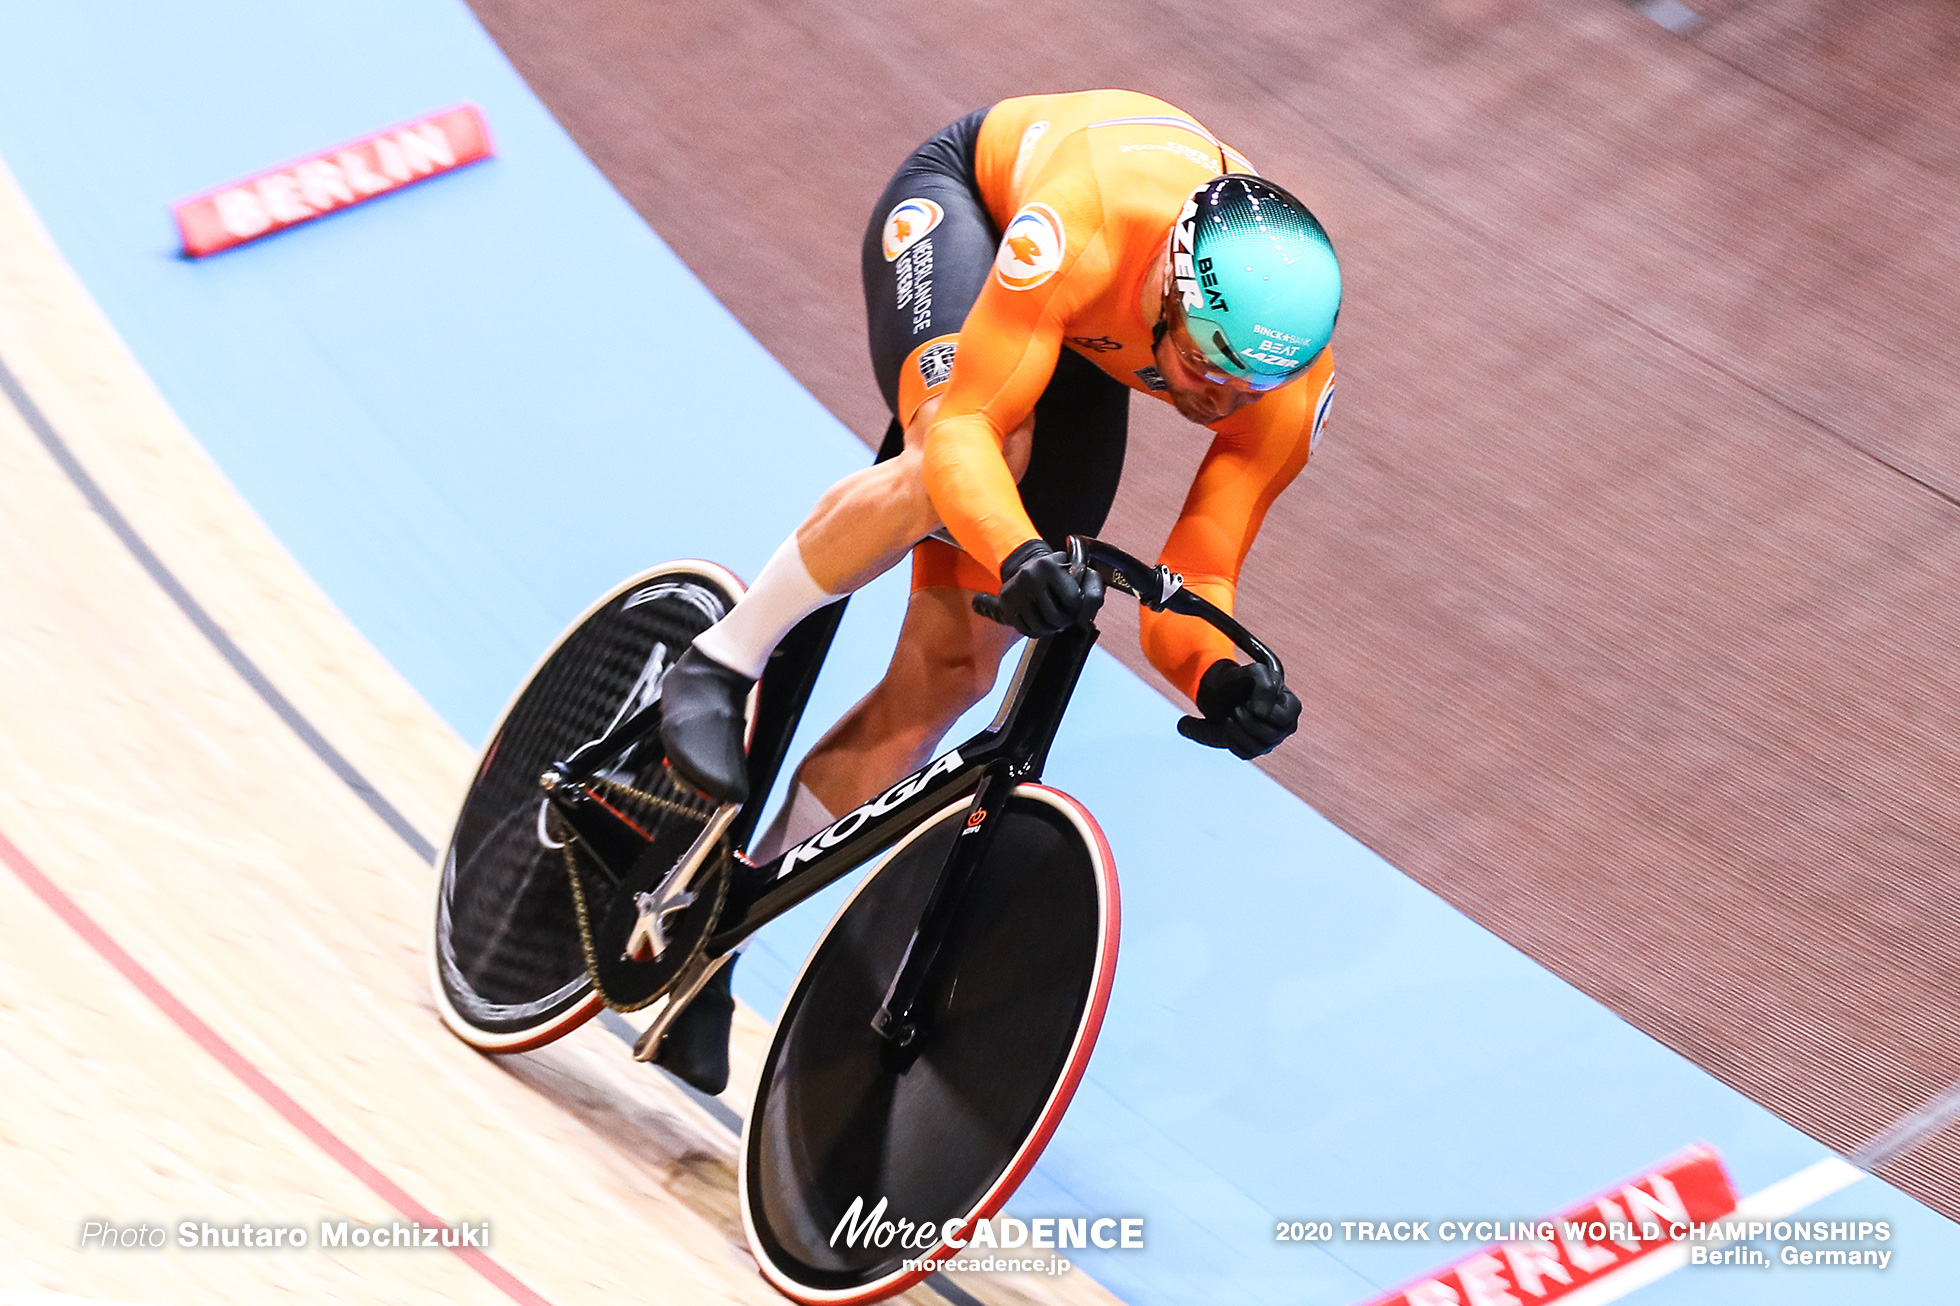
[867,618,1098,1061]
[869,765,1014,1061]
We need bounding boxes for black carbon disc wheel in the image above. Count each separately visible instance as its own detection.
[430,561,742,1052]
[740,784,1120,1305]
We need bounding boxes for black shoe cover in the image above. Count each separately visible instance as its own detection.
[658,646,754,804]
[655,961,735,1096]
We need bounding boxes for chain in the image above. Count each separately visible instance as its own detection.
[562,834,606,996]
[589,772,715,824]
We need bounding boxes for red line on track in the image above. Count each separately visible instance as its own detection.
[0,825,556,1306]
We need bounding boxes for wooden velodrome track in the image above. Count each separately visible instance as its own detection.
[0,159,1116,1306]
[464,0,1960,1220]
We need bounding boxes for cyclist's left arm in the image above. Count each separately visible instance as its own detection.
[921,307,1068,577]
[1141,351,1336,702]
[923,198,1111,577]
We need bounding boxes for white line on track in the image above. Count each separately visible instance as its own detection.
[1851,1076,1960,1171]
[1553,1157,1866,1305]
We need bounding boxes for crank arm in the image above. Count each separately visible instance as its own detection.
[633,950,734,1062]
[624,802,739,962]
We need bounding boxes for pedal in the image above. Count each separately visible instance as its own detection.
[618,800,737,963]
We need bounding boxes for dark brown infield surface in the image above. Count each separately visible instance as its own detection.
[464,0,1960,1218]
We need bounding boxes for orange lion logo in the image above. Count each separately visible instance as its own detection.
[994,203,1064,291]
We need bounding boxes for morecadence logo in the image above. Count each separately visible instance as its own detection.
[829,1196,1143,1256]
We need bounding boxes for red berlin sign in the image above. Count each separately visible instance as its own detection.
[172,105,493,257]
[1359,1145,1739,1306]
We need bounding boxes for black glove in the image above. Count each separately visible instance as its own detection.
[1177,659,1300,760]
[994,539,1105,637]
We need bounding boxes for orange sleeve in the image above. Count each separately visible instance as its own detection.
[922,205,1107,576]
[1141,353,1335,701]
[921,322,1063,574]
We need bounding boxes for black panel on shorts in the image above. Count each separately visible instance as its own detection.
[863,108,1130,552]
[863,106,995,409]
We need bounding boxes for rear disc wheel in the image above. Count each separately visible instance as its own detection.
[430,561,742,1052]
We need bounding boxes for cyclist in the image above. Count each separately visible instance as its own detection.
[652,90,1339,1093]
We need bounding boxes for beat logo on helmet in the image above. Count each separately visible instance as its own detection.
[994,203,1065,291]
[1246,323,1306,369]
[882,198,944,262]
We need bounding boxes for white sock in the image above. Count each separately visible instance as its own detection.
[692,535,838,679]
[748,782,838,864]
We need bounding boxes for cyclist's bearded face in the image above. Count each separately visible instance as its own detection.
[1152,240,1258,427]
[1154,328,1256,425]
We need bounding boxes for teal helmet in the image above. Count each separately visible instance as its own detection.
[1161,175,1341,392]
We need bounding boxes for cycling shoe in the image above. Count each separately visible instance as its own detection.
[657,646,754,804]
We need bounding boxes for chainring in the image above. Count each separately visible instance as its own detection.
[567,829,731,1012]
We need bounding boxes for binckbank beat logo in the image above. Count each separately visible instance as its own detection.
[829,1196,1144,1256]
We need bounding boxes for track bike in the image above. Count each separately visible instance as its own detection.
[430,536,1282,1304]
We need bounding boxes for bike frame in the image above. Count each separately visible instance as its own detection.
[548,538,1280,1047]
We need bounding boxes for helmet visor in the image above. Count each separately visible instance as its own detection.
[1159,274,1311,395]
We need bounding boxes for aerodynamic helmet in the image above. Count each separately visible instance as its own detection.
[1159,174,1341,393]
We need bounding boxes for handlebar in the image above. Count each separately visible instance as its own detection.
[971,535,1283,680]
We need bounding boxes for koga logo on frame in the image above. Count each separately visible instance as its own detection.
[777,750,965,876]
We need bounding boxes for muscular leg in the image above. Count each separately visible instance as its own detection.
[657,448,1022,1096]
[690,395,1030,674]
[741,400,1031,846]
[748,585,1018,862]
[798,586,1020,819]
[792,395,1031,593]
[662,393,1029,803]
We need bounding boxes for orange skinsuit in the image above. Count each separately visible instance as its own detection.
[909,91,1337,702]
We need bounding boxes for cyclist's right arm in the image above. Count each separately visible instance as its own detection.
[1139,353,1333,701]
